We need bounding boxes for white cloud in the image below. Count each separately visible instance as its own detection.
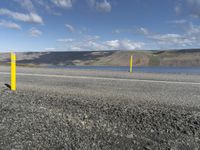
[186,0,200,17]
[69,41,105,51]
[44,48,56,51]
[151,34,181,41]
[112,27,149,35]
[96,0,111,12]
[168,19,187,24]
[14,0,35,13]
[29,28,42,37]
[65,24,75,32]
[52,0,73,8]
[57,38,74,42]
[147,23,200,48]
[105,40,143,50]
[137,27,149,35]
[56,35,101,51]
[150,34,192,46]
[64,24,90,35]
[105,40,120,48]
[175,5,181,15]
[112,29,121,34]
[0,20,21,30]
[84,35,100,41]
[175,0,200,18]
[70,46,84,51]
[57,35,144,51]
[125,22,200,49]
[0,8,43,24]
[87,0,112,13]
[185,23,200,41]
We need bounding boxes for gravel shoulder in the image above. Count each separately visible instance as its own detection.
[0,67,200,149]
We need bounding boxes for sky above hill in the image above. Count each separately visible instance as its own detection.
[1,0,200,52]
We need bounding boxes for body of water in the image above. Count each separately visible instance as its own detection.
[49,66,200,74]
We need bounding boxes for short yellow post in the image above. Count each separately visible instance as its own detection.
[11,52,16,91]
[130,55,133,73]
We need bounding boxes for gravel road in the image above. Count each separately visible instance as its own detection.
[0,66,200,149]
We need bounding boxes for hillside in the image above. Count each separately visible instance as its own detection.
[1,49,200,67]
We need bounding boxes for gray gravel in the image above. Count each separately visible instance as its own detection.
[0,66,200,149]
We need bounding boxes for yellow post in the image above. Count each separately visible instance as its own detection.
[11,52,16,91]
[130,55,133,73]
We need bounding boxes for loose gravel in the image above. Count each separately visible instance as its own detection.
[0,86,200,149]
[0,67,200,149]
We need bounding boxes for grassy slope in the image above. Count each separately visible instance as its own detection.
[0,49,200,67]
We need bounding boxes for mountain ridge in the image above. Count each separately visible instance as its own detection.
[0,49,200,67]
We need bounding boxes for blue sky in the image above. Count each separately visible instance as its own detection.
[0,0,200,52]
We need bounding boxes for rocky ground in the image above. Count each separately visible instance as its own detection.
[0,67,200,149]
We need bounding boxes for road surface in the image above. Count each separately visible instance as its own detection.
[0,66,200,149]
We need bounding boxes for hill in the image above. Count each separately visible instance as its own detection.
[1,49,200,67]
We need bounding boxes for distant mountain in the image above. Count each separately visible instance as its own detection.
[1,49,200,67]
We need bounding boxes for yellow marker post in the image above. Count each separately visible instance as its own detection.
[130,55,133,73]
[11,52,16,91]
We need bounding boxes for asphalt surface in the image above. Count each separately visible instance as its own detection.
[0,66,200,149]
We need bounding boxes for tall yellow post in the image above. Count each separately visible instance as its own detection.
[130,55,133,73]
[11,52,16,91]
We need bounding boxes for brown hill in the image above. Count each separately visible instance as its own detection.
[1,49,200,67]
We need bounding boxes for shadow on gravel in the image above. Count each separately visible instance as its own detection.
[4,83,11,90]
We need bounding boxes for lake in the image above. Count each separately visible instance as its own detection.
[49,66,200,75]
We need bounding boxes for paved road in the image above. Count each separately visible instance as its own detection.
[2,71,200,85]
[0,66,200,107]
